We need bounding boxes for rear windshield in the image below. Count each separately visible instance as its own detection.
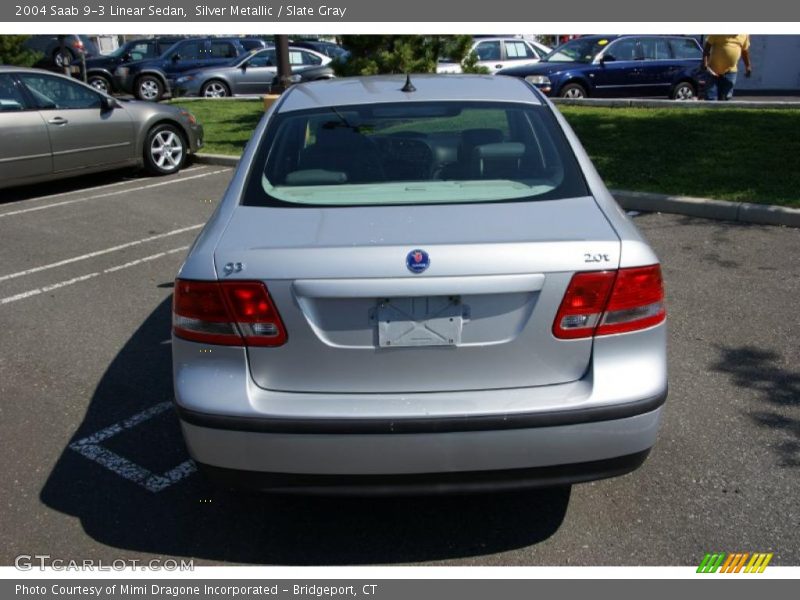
[242,101,588,207]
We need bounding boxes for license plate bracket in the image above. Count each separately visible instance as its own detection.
[376,296,463,348]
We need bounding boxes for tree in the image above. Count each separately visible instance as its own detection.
[334,35,489,76]
[0,35,42,68]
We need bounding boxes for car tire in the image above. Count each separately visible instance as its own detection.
[559,83,588,99]
[144,124,186,175]
[52,48,74,69]
[671,81,696,101]
[88,75,112,94]
[135,75,164,102]
[200,80,230,98]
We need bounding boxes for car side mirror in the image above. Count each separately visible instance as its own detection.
[122,52,132,61]
[600,54,615,64]
[101,96,120,111]
[241,61,248,71]
[171,53,181,62]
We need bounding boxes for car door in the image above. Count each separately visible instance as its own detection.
[638,37,680,96]
[18,73,135,173]
[593,37,643,97]
[498,40,541,71]
[162,39,207,82]
[233,49,278,94]
[473,40,503,72]
[0,73,53,185]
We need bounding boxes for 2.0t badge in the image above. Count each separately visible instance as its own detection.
[406,249,430,274]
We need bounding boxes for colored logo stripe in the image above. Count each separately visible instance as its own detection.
[697,552,773,573]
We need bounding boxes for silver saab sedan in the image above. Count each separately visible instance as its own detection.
[172,74,667,494]
[0,67,202,190]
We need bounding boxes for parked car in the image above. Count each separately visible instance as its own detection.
[0,67,203,190]
[174,47,332,98]
[437,37,552,74]
[172,74,668,493]
[84,36,185,94]
[114,37,252,101]
[23,35,99,70]
[497,35,705,99]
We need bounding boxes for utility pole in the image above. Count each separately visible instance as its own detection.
[272,35,292,94]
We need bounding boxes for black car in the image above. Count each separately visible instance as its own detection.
[23,35,100,71]
[113,37,251,101]
[497,35,705,100]
[84,37,185,94]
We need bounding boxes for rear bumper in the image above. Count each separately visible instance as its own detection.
[196,449,652,495]
[178,403,663,488]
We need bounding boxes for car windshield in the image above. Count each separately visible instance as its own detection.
[243,101,588,208]
[541,38,610,63]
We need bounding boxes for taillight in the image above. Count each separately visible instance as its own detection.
[72,40,85,51]
[553,265,665,339]
[173,279,287,346]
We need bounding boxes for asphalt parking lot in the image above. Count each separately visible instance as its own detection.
[1,166,798,566]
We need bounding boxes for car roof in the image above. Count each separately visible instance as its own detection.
[278,74,540,112]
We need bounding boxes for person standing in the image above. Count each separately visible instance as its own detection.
[703,34,752,101]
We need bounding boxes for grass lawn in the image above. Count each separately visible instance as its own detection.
[174,99,800,206]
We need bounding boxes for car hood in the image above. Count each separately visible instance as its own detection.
[497,61,585,77]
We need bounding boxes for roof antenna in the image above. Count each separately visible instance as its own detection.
[401,74,416,93]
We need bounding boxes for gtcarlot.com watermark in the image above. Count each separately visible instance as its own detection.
[15,554,194,571]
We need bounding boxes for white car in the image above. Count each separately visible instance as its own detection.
[437,37,552,74]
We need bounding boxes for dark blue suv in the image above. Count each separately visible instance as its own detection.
[497,35,705,100]
[113,37,251,101]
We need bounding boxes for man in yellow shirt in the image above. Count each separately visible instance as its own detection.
[703,34,752,101]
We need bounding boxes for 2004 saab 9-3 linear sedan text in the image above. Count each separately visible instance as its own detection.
[172,75,668,494]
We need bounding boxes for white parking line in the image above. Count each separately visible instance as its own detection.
[0,246,189,305]
[0,165,208,207]
[0,224,202,283]
[0,169,230,219]
[70,401,197,493]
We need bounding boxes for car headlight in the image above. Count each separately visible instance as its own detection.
[115,67,129,77]
[179,109,197,125]
[525,75,551,85]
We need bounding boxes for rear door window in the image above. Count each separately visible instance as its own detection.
[640,37,673,60]
[210,41,238,59]
[670,38,702,59]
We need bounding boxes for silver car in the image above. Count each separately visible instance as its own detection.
[0,67,203,190]
[174,47,333,98]
[173,75,667,494]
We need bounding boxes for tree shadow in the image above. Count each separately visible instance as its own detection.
[40,296,570,565]
[712,345,800,467]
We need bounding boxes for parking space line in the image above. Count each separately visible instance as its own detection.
[0,169,230,220]
[0,165,209,208]
[0,246,189,305]
[70,401,197,493]
[0,224,202,283]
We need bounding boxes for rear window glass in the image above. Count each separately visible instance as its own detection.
[242,101,588,208]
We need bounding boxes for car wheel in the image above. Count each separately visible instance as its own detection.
[144,124,186,175]
[201,80,230,98]
[672,81,696,101]
[559,83,588,99]
[136,75,164,102]
[53,48,74,68]
[88,75,112,94]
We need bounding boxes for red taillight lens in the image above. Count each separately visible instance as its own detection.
[596,265,665,336]
[173,279,287,346]
[553,265,665,339]
[72,40,85,51]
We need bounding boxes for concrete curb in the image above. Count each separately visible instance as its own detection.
[194,153,240,167]
[193,153,800,228]
[552,98,800,109]
[611,189,800,227]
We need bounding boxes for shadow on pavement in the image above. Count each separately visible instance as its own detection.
[40,296,570,565]
[713,345,800,467]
